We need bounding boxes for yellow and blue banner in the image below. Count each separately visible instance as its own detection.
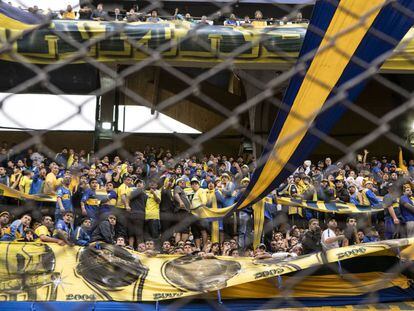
[236,0,414,211]
[0,2,413,71]
[0,239,412,302]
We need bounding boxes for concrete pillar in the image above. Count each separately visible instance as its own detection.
[236,70,282,159]
[94,66,119,151]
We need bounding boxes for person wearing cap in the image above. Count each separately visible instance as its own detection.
[234,162,249,184]
[190,177,208,249]
[321,218,344,250]
[334,177,350,203]
[360,179,379,207]
[0,211,10,238]
[73,217,92,246]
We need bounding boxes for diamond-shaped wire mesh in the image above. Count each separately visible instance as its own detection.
[1,0,414,310]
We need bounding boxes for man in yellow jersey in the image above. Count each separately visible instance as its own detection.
[19,170,33,194]
[43,165,59,195]
[34,215,66,246]
[145,180,161,244]
[115,175,134,237]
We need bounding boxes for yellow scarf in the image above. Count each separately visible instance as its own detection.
[252,199,265,250]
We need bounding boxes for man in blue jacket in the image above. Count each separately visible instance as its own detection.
[73,218,92,246]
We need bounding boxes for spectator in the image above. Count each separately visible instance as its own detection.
[321,217,344,250]
[100,181,117,217]
[174,177,192,243]
[43,164,59,195]
[301,218,322,254]
[55,177,73,221]
[18,170,32,194]
[360,180,379,206]
[91,3,108,21]
[335,177,350,203]
[73,217,92,246]
[34,215,65,245]
[10,166,22,189]
[91,213,117,244]
[362,227,380,243]
[62,5,76,20]
[53,211,74,245]
[224,14,239,26]
[400,186,414,237]
[0,166,9,186]
[147,10,161,23]
[252,10,266,27]
[343,217,360,246]
[241,16,252,27]
[160,177,176,243]
[382,184,404,240]
[0,214,31,241]
[113,8,123,22]
[81,178,100,222]
[145,180,161,243]
[199,15,209,25]
[191,177,208,248]
[0,211,10,238]
[125,8,140,23]
[78,5,92,20]
[127,179,146,248]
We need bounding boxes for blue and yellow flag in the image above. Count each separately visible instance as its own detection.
[236,0,414,210]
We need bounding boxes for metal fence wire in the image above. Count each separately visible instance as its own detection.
[2,0,414,310]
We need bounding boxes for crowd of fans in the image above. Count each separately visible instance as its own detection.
[6,2,306,27]
[0,142,413,259]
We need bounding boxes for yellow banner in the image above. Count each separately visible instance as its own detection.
[0,239,412,301]
[0,15,413,71]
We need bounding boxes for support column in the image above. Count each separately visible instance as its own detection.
[236,70,283,159]
[93,66,120,151]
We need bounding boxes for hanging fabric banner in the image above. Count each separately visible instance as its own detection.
[0,239,412,301]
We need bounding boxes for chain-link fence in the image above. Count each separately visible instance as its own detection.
[1,0,414,310]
